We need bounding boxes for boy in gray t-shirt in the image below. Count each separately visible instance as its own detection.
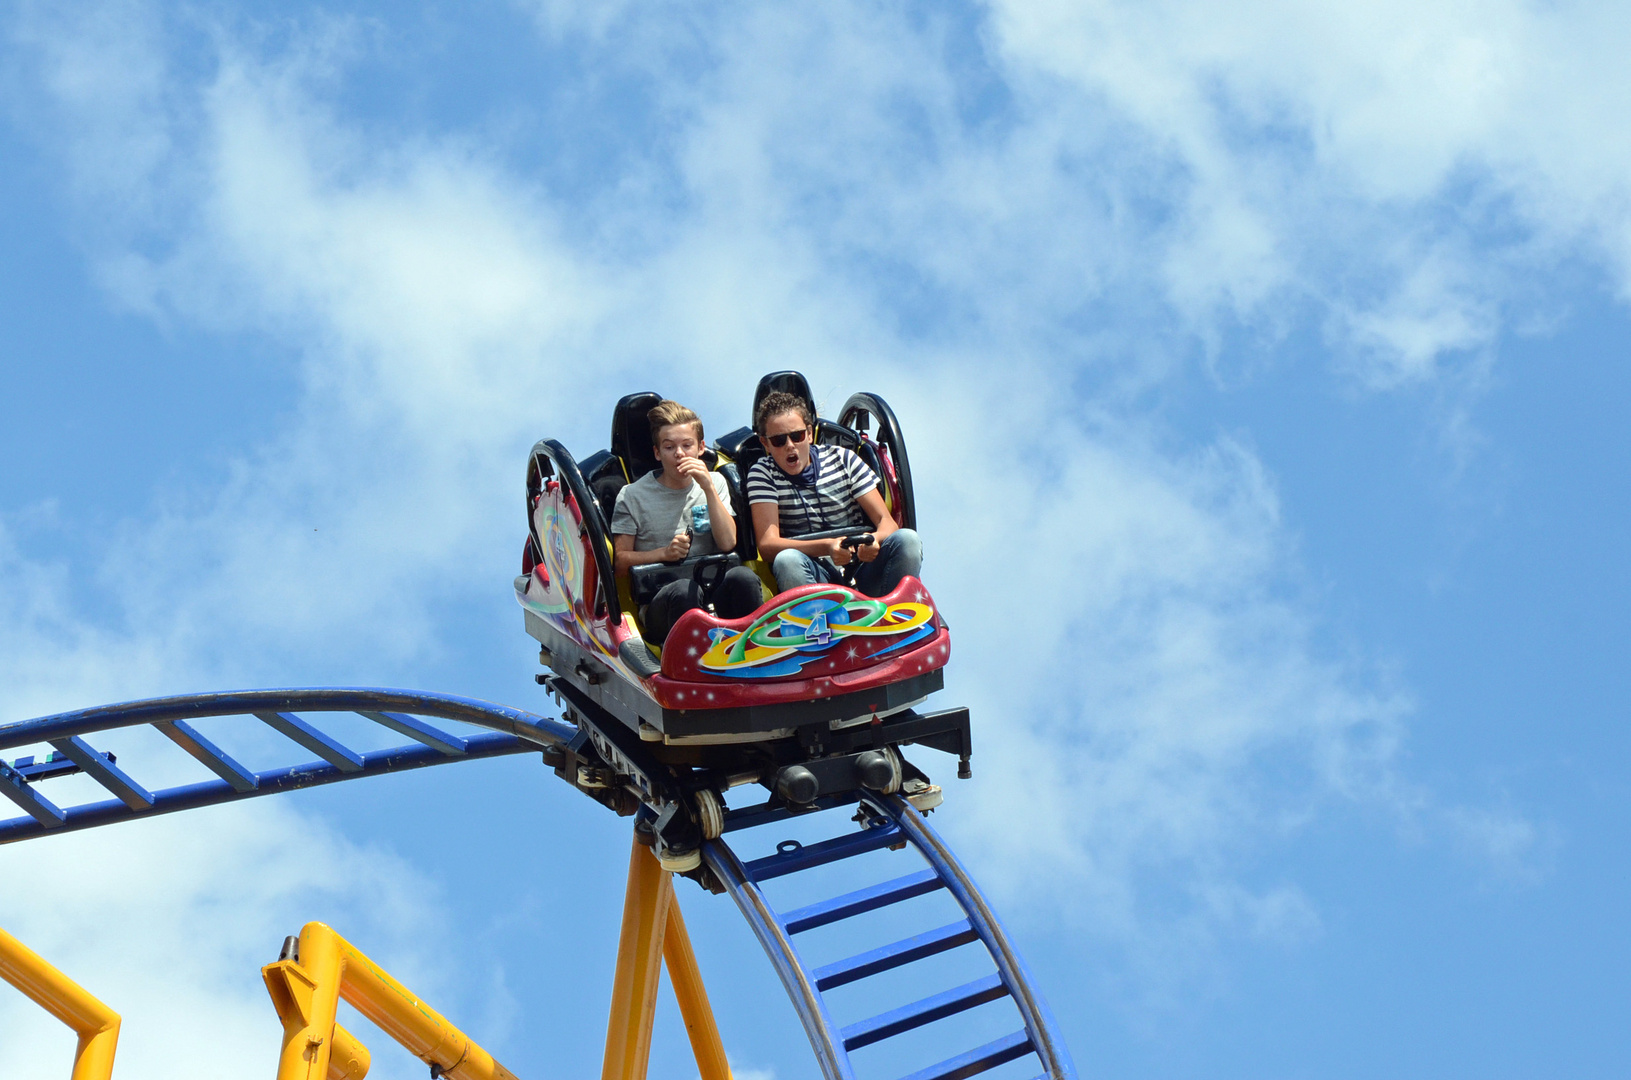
[609,400,764,645]
[610,469,733,557]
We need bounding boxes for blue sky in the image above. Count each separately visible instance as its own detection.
[2,1,1628,1077]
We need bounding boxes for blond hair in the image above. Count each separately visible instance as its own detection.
[648,400,704,446]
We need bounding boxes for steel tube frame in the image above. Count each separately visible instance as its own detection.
[0,924,121,1080]
[264,922,519,1080]
[602,835,673,1080]
[0,688,575,845]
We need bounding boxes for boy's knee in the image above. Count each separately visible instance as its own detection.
[725,565,762,589]
[719,566,766,617]
[888,528,923,568]
[771,548,809,585]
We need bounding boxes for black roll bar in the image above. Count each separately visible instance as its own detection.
[527,438,622,622]
[838,392,916,530]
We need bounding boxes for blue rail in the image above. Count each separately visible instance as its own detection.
[0,688,573,845]
[2,687,1079,1076]
[705,793,1078,1080]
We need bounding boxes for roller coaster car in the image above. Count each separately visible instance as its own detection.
[515,373,971,860]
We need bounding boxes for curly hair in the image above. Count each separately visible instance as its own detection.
[754,389,814,434]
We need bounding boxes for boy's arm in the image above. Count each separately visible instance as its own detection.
[849,489,897,563]
[613,531,690,573]
[857,488,898,540]
[676,458,737,553]
[751,501,852,564]
[704,472,737,552]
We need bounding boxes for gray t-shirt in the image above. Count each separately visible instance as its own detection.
[609,470,734,555]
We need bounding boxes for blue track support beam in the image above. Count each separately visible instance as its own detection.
[0,730,530,845]
[894,1030,1035,1080]
[48,736,155,810]
[9,753,94,782]
[812,920,979,991]
[841,971,1010,1051]
[357,711,467,755]
[254,712,365,772]
[783,869,945,934]
[723,792,861,833]
[0,759,67,828]
[153,720,258,792]
[743,821,903,881]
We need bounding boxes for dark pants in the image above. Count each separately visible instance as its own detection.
[644,566,765,645]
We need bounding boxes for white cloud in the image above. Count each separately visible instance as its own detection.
[983,0,1631,371]
[898,375,1411,949]
[4,0,178,229]
[0,0,1575,1013]
[1442,802,1552,883]
[1336,246,1496,387]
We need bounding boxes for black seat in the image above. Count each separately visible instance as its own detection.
[611,391,664,480]
[715,460,757,560]
[587,391,663,520]
[852,437,884,478]
[580,449,623,521]
[727,371,819,480]
[751,370,817,424]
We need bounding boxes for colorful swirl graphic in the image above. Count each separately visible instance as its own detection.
[699,588,935,679]
[525,489,614,660]
[526,495,580,616]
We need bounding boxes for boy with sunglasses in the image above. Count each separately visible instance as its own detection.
[745,390,923,597]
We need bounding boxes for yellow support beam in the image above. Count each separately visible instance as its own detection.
[263,922,519,1080]
[0,924,121,1080]
[663,900,731,1080]
[602,832,674,1080]
[263,831,733,1080]
[602,832,732,1080]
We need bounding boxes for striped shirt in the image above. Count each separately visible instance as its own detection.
[745,445,878,536]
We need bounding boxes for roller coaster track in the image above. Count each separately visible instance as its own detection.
[710,792,1076,1080]
[0,688,1075,1080]
[0,688,568,844]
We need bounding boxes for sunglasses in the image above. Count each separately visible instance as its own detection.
[763,427,811,448]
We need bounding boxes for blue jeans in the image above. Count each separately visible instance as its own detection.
[771,529,923,598]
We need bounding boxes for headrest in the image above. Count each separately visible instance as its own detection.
[751,371,817,432]
[610,391,664,478]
